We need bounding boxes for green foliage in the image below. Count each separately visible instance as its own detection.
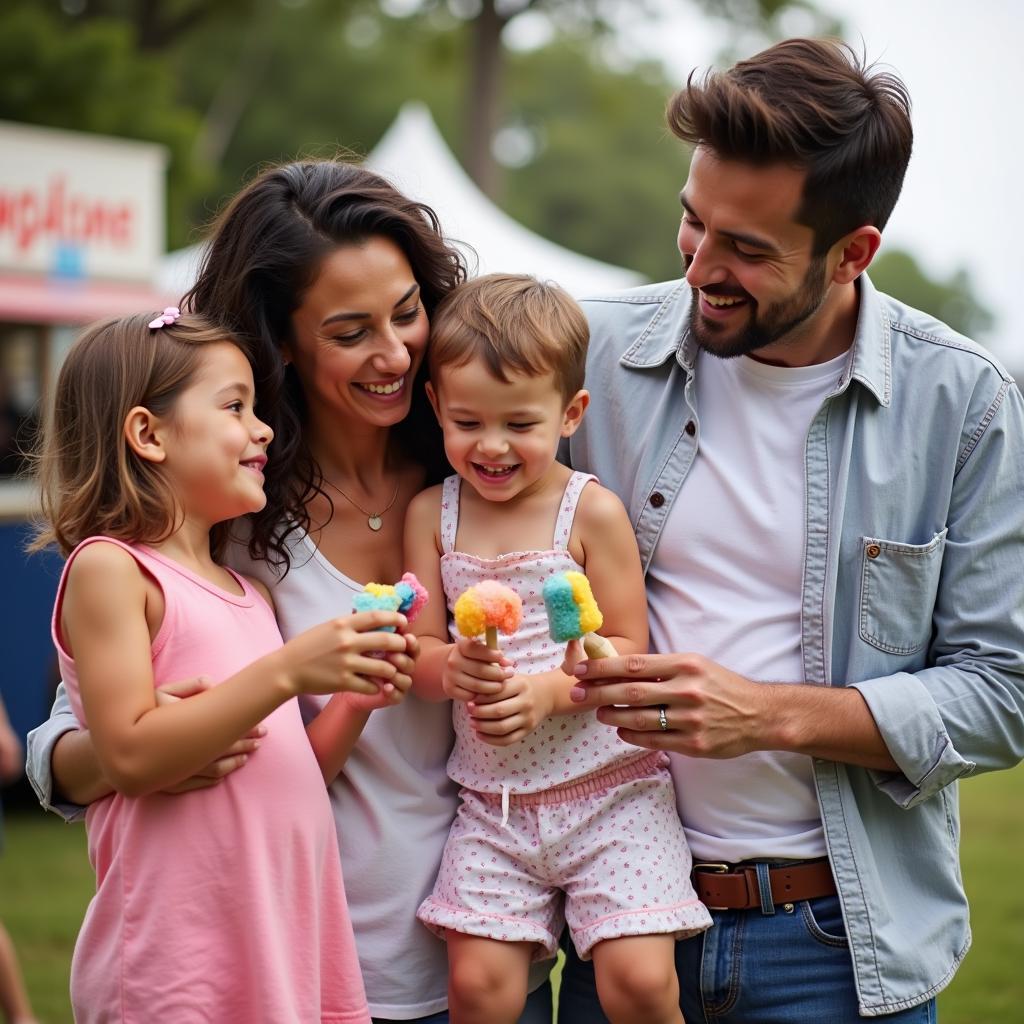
[0,0,993,339]
[501,41,687,282]
[870,248,994,340]
[0,2,203,247]
[4,765,1023,1022]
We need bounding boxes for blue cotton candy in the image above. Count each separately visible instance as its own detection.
[353,590,402,631]
[542,574,582,642]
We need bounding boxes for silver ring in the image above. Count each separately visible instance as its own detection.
[658,705,669,731]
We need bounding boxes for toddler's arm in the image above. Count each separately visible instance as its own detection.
[64,542,408,797]
[403,486,512,704]
[478,483,650,731]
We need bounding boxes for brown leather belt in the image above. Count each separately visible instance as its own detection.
[692,859,836,911]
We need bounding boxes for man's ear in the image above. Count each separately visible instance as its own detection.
[830,225,882,285]
[425,380,442,424]
[561,389,590,438]
[123,406,167,464]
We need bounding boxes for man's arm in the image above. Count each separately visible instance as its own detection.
[572,653,898,771]
[575,381,1024,802]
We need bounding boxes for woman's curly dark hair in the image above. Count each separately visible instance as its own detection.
[183,160,467,572]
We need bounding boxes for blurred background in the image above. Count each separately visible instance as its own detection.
[0,1,1020,1021]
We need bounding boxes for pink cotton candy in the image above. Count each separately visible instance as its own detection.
[454,580,522,639]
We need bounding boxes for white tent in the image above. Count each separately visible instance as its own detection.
[160,102,644,298]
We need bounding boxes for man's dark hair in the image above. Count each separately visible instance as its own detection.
[667,38,913,254]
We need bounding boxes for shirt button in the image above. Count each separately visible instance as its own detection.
[650,492,666,508]
[866,543,881,559]
[685,420,696,436]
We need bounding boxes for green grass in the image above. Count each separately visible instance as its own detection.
[2,765,1022,1023]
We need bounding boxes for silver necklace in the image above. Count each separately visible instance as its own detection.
[321,476,400,532]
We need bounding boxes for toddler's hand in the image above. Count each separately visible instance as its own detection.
[443,636,513,703]
[469,673,554,747]
[279,610,409,698]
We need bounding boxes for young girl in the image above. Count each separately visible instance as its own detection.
[405,275,712,1024]
[32,310,414,1023]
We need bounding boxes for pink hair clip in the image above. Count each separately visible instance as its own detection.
[148,307,180,330]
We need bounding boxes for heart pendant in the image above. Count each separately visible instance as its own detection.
[367,515,383,531]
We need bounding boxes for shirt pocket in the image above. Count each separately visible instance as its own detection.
[858,529,948,655]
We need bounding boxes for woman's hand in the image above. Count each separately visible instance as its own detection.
[468,673,556,747]
[442,636,513,704]
[154,676,267,793]
[344,630,420,711]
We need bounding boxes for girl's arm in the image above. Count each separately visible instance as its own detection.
[35,679,267,811]
[64,542,408,797]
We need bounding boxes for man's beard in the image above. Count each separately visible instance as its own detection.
[687,255,829,360]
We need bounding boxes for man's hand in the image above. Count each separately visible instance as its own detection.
[570,652,769,758]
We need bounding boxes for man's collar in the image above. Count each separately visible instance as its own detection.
[618,274,891,407]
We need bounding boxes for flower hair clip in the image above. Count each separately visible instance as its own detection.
[148,307,181,330]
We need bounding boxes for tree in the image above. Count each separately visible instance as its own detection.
[389,0,839,199]
[0,2,202,244]
[869,249,994,341]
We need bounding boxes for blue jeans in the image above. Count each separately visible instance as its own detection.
[373,976,554,1024]
[558,897,936,1023]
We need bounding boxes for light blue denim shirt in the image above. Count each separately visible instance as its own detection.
[568,274,1024,1016]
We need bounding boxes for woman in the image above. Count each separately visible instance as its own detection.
[26,160,553,1024]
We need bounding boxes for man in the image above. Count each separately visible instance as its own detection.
[560,37,1024,1022]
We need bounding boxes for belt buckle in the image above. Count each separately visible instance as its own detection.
[692,862,733,911]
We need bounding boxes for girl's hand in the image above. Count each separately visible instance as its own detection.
[279,610,409,698]
[443,636,513,703]
[468,673,555,747]
[154,676,266,793]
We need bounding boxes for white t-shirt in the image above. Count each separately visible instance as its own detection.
[646,348,848,863]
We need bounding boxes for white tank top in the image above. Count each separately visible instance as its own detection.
[440,471,642,795]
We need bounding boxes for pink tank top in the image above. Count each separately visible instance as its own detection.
[53,538,369,1024]
[441,473,641,795]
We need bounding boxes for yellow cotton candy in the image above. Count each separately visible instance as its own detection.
[566,571,604,634]
[454,591,486,638]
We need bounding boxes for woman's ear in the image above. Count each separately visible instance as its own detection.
[123,406,167,464]
[561,389,590,438]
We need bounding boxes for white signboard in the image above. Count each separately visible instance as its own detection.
[0,121,167,283]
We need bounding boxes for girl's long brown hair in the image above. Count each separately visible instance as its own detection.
[183,160,467,573]
[30,313,246,558]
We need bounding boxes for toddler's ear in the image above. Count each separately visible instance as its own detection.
[124,406,167,464]
[560,389,589,438]
[424,380,442,423]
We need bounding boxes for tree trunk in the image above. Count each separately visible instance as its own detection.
[464,0,507,199]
